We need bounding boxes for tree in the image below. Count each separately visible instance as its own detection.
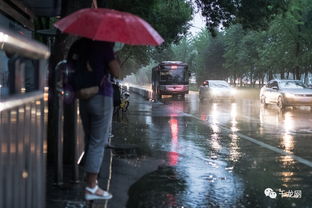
[194,0,289,34]
[106,0,193,76]
[192,30,226,84]
[223,25,246,85]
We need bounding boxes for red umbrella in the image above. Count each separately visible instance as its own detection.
[54,8,164,46]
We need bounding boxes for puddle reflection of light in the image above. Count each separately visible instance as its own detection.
[283,112,294,133]
[259,108,265,135]
[231,103,237,118]
[169,116,178,142]
[231,103,238,132]
[282,112,295,156]
[211,134,221,151]
[282,134,294,152]
[168,102,184,114]
[168,152,179,166]
[279,133,295,168]
[144,115,152,126]
[168,116,179,166]
[211,124,220,133]
[280,112,295,168]
[279,171,295,187]
[229,134,241,162]
[212,103,218,121]
[210,103,220,133]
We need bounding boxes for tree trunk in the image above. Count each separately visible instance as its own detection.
[304,70,308,84]
[294,23,301,80]
[295,66,301,80]
[268,70,273,80]
[280,69,284,79]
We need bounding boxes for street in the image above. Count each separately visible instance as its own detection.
[107,88,312,208]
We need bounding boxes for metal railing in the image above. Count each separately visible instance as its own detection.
[0,26,50,208]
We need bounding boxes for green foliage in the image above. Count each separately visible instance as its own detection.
[166,38,197,71]
[106,0,193,76]
[123,60,157,85]
[192,29,211,80]
[195,0,289,33]
[223,25,246,80]
[107,0,192,44]
[52,0,312,84]
[206,0,312,84]
[200,33,226,81]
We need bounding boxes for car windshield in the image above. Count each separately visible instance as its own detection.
[279,81,307,89]
[209,82,230,88]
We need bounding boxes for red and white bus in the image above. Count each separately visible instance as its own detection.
[152,61,190,99]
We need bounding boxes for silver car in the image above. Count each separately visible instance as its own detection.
[199,80,236,102]
[260,79,312,109]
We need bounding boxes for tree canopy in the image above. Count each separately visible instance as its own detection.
[195,0,289,34]
[106,0,193,76]
[128,0,312,87]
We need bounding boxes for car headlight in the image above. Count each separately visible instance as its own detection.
[284,93,295,98]
[210,89,218,95]
[230,89,236,95]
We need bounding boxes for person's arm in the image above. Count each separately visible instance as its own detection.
[108,59,121,78]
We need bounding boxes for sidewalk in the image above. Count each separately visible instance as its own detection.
[46,150,113,208]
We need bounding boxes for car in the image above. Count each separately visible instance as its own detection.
[199,80,236,102]
[260,79,312,109]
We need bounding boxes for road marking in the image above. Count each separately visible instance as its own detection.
[184,113,312,168]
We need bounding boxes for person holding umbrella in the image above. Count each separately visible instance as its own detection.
[54,6,164,201]
[67,37,120,200]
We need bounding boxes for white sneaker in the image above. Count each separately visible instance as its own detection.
[85,185,112,200]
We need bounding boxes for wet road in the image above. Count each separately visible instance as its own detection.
[109,89,312,208]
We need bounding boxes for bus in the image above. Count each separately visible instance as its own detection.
[152,61,190,99]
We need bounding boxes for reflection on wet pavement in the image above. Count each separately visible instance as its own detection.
[115,92,312,208]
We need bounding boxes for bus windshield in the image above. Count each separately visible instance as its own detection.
[159,67,188,84]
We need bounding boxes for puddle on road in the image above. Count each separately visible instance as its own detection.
[123,117,245,208]
[127,166,187,208]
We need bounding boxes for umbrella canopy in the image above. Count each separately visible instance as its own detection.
[54,8,164,46]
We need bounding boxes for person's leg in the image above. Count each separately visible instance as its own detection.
[84,95,112,174]
[86,172,97,188]
[83,95,113,199]
[78,100,91,166]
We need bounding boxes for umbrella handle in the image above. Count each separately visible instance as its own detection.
[91,0,98,8]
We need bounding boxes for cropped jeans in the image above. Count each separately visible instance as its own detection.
[79,94,113,173]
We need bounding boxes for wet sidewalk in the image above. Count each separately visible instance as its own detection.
[46,149,113,208]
